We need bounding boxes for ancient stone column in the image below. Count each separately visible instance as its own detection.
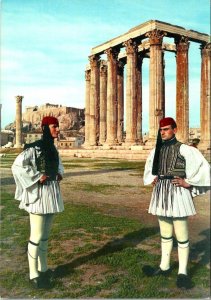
[99,60,107,145]
[200,43,211,149]
[123,39,138,144]
[105,47,119,145]
[146,30,166,142]
[136,54,143,143]
[117,60,125,143]
[89,55,100,146]
[15,95,24,148]
[162,51,166,117]
[84,67,91,146]
[175,36,190,143]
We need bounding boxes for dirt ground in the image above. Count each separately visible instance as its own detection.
[2,164,210,250]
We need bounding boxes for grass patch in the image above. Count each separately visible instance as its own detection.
[65,182,130,194]
[0,190,210,298]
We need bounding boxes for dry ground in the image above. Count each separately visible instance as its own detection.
[1,161,210,263]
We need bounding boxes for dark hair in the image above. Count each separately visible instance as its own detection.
[152,130,163,175]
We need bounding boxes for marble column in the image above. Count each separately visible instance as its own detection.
[146,30,166,142]
[200,43,211,149]
[175,36,190,143]
[162,51,166,117]
[84,68,91,146]
[99,60,107,145]
[89,54,100,146]
[136,54,143,143]
[123,39,138,144]
[117,60,125,143]
[15,95,24,148]
[105,47,119,145]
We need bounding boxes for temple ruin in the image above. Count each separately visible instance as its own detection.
[84,20,210,150]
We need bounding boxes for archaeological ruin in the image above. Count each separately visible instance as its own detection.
[84,20,210,151]
[11,100,85,147]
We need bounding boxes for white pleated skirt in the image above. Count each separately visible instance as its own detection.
[148,179,196,217]
[19,181,64,214]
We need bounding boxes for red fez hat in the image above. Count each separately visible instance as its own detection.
[41,116,59,127]
[159,117,177,128]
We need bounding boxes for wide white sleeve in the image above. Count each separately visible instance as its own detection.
[143,148,156,185]
[180,144,210,187]
[11,148,42,189]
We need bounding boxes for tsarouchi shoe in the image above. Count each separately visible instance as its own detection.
[176,274,194,289]
[30,275,53,289]
[142,265,171,277]
[29,277,42,289]
[39,269,55,280]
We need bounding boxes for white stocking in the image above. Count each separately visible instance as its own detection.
[38,214,54,272]
[173,217,189,275]
[160,237,173,271]
[28,214,45,279]
[158,217,173,271]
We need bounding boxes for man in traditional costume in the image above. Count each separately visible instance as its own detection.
[143,117,210,289]
[12,116,64,289]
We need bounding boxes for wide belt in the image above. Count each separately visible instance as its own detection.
[158,175,186,180]
[41,175,58,185]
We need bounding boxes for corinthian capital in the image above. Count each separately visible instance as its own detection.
[200,42,211,56]
[146,29,166,45]
[123,39,138,55]
[85,69,91,81]
[15,95,24,103]
[175,36,190,52]
[89,54,100,68]
[117,61,125,76]
[104,47,119,62]
[100,60,107,76]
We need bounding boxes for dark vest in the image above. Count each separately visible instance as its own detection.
[158,139,186,177]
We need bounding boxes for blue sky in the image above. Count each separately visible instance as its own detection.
[1,0,210,131]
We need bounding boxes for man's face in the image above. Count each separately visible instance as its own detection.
[49,124,60,139]
[160,125,177,140]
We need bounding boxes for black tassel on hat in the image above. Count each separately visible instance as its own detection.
[152,129,163,175]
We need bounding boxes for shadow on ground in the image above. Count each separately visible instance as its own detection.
[54,226,159,278]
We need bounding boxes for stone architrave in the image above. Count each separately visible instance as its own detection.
[117,60,125,143]
[15,95,24,148]
[89,55,100,146]
[123,39,138,144]
[99,60,107,145]
[104,47,119,145]
[175,36,190,143]
[200,43,211,149]
[146,29,166,142]
[84,68,91,145]
[136,54,143,143]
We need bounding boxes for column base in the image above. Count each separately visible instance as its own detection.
[145,139,156,148]
[14,144,23,148]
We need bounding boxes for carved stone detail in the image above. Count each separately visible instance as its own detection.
[85,69,91,81]
[89,54,100,68]
[100,60,107,77]
[16,95,24,103]
[104,47,119,61]
[175,36,190,52]
[117,61,125,76]
[123,39,138,55]
[146,29,166,45]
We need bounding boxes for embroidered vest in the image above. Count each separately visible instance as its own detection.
[158,141,186,177]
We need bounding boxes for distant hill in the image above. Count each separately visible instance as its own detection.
[5,103,85,135]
